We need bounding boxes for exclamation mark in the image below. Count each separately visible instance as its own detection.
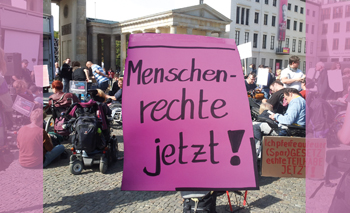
[227,130,245,166]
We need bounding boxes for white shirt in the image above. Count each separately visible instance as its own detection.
[281,66,304,91]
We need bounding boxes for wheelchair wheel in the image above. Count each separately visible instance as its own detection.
[111,139,118,162]
[99,157,108,174]
[70,160,83,175]
[45,116,54,133]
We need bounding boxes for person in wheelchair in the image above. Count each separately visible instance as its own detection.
[253,88,306,153]
[261,80,287,114]
[49,80,80,108]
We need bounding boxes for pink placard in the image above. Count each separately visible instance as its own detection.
[121,34,258,191]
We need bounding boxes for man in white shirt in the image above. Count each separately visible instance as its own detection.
[281,56,305,91]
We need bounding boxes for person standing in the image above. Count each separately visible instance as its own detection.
[281,56,305,91]
[59,58,72,93]
[86,61,109,92]
[108,68,115,86]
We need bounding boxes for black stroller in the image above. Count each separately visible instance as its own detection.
[65,90,118,175]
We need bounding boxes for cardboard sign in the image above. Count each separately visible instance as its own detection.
[237,42,252,60]
[256,68,269,86]
[327,69,343,92]
[34,65,49,87]
[121,34,258,191]
[69,81,87,94]
[305,138,326,179]
[262,136,307,178]
[12,95,35,117]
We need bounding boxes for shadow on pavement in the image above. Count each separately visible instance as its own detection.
[258,176,280,187]
[248,194,282,209]
[42,187,177,212]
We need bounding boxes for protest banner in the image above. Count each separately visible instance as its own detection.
[69,81,87,94]
[121,34,258,191]
[12,95,35,117]
[34,65,49,87]
[262,137,326,178]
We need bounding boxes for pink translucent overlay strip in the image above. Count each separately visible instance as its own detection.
[0,1,43,212]
[306,1,350,213]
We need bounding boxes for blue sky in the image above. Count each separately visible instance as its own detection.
[51,0,231,31]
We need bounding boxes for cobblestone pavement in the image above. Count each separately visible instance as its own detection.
[5,127,339,213]
[41,128,308,213]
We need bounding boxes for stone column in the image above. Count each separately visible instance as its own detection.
[155,28,161,33]
[219,31,225,38]
[43,0,51,14]
[206,31,212,37]
[110,34,116,71]
[170,26,177,34]
[76,0,87,64]
[92,33,98,63]
[120,33,127,74]
[186,27,193,35]
[104,35,111,70]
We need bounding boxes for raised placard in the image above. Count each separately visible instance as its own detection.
[121,34,258,191]
[69,81,87,94]
[12,95,35,117]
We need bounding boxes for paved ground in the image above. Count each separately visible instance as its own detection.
[40,128,308,213]
[2,126,343,212]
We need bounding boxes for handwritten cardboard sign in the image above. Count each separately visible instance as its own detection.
[262,137,326,178]
[305,138,326,179]
[121,34,258,191]
[12,95,35,117]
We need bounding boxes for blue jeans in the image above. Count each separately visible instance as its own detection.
[261,88,270,99]
[43,145,65,168]
[62,78,70,93]
[98,80,109,92]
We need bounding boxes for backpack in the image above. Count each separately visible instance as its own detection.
[72,114,105,153]
[182,191,217,213]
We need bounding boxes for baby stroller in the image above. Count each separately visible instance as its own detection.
[66,90,118,175]
[45,95,75,140]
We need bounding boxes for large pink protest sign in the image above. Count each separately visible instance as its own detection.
[121,34,258,191]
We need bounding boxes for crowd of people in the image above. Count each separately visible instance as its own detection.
[245,55,350,154]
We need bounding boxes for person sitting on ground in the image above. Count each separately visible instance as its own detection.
[253,88,306,148]
[17,108,65,168]
[29,85,43,108]
[13,79,34,102]
[48,80,80,109]
[245,73,257,92]
[106,77,123,103]
[262,80,287,114]
[109,73,120,96]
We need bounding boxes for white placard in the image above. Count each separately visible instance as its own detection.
[256,68,269,86]
[12,95,35,117]
[70,81,87,94]
[307,68,316,79]
[237,42,252,60]
[34,65,49,87]
[327,69,343,92]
